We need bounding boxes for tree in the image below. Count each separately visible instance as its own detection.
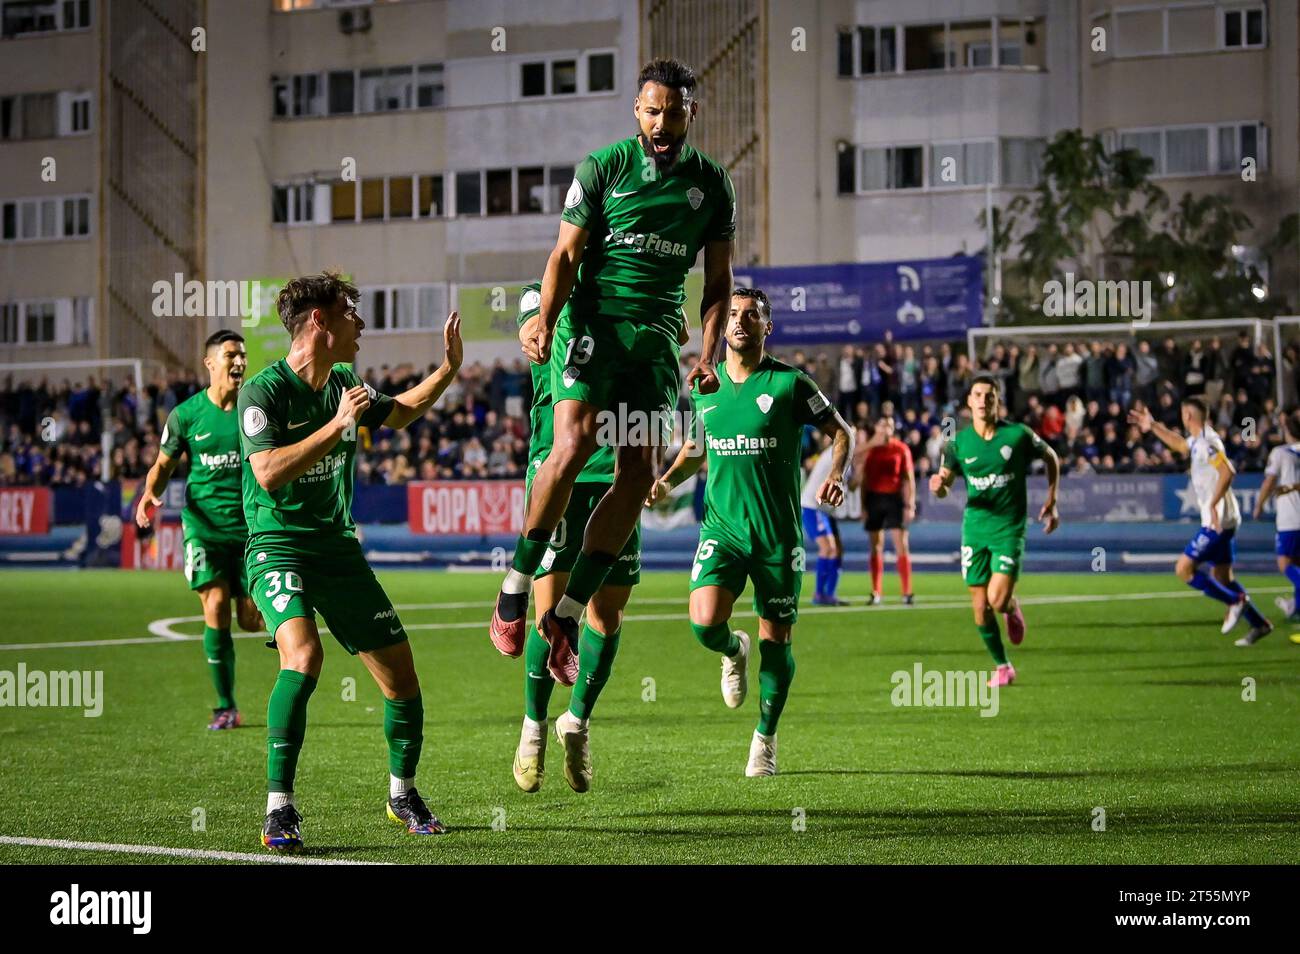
[980,130,1293,324]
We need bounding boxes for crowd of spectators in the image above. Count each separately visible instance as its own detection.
[0,358,536,487]
[768,329,1296,479]
[3,330,1297,488]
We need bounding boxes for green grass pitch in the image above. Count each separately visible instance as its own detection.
[0,568,1296,864]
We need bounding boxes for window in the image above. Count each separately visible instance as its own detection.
[72,296,91,344]
[904,24,946,71]
[455,171,482,216]
[2,0,88,38]
[1164,127,1209,175]
[65,91,91,133]
[25,301,55,343]
[417,64,444,108]
[0,91,80,140]
[1118,123,1266,177]
[485,169,512,215]
[587,53,614,92]
[1169,5,1216,53]
[360,178,385,220]
[545,165,573,213]
[841,19,1040,76]
[1001,138,1045,186]
[859,146,922,191]
[0,194,92,241]
[930,141,993,187]
[389,175,413,218]
[271,183,316,225]
[418,174,444,217]
[517,166,544,214]
[551,60,577,95]
[836,145,855,194]
[376,66,414,111]
[328,71,355,114]
[63,196,89,236]
[521,62,546,97]
[520,52,615,97]
[1222,6,1265,49]
[0,303,17,343]
[271,73,324,118]
[357,285,447,334]
[331,181,355,222]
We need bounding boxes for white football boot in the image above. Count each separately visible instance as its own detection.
[720,630,751,709]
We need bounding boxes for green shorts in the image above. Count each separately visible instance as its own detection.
[533,481,641,587]
[688,529,804,623]
[245,534,406,655]
[961,535,1026,586]
[551,309,680,431]
[183,532,249,597]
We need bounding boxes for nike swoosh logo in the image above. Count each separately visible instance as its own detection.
[194,432,211,441]
[288,420,310,429]
[389,625,402,636]
[611,186,639,198]
[778,609,794,618]
[700,406,717,415]
[526,672,548,680]
[964,457,978,463]
[273,742,291,749]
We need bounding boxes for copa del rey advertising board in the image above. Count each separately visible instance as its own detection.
[407,481,526,535]
[0,487,51,535]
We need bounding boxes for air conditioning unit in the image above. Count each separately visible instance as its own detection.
[339,8,372,34]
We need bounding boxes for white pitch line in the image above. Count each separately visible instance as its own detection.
[0,586,1287,651]
[0,835,390,865]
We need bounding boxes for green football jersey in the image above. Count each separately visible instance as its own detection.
[160,390,246,542]
[691,355,834,554]
[561,136,736,337]
[237,359,393,539]
[517,281,614,483]
[942,420,1045,538]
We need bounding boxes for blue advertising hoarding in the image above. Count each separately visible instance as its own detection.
[733,256,983,345]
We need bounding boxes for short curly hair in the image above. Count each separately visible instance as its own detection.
[637,58,697,97]
[276,270,358,339]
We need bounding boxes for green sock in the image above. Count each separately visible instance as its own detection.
[511,529,552,577]
[691,621,740,656]
[267,669,316,793]
[757,640,796,735]
[384,694,424,780]
[978,616,1009,666]
[563,551,616,607]
[569,623,620,720]
[523,624,556,722]
[203,625,236,709]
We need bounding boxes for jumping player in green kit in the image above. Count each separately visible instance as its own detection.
[237,272,462,852]
[508,281,644,794]
[135,330,264,731]
[490,59,737,700]
[930,375,1061,687]
[649,289,853,777]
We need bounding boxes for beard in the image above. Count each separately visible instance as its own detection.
[639,130,684,170]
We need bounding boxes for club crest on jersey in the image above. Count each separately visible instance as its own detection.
[562,367,580,387]
[565,178,583,209]
[756,394,773,414]
[686,187,704,210]
[1000,445,1013,461]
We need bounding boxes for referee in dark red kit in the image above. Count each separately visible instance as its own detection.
[851,415,915,605]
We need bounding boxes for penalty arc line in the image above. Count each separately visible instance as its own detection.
[0,835,391,865]
[0,586,1287,651]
